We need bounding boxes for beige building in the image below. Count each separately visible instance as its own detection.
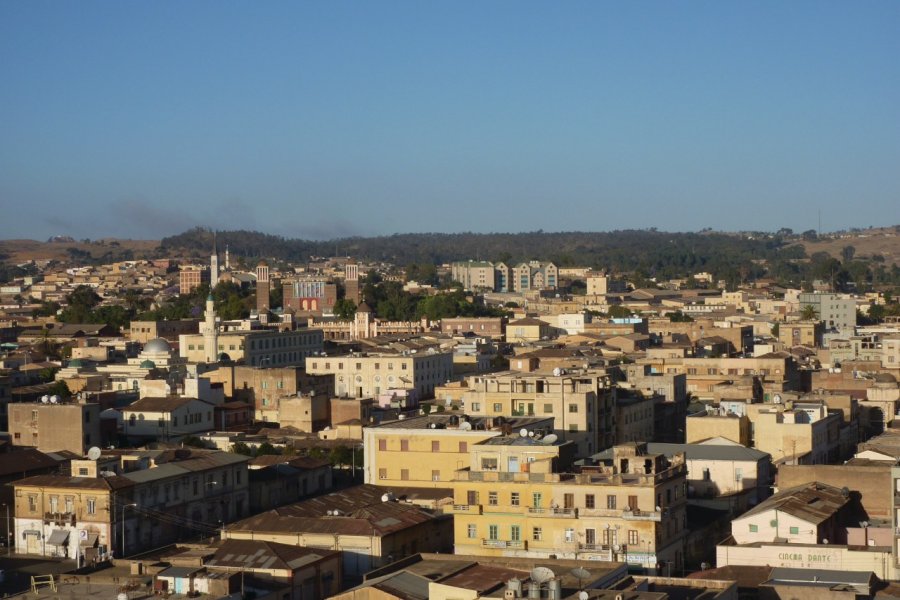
[129,319,200,343]
[450,441,688,572]
[460,369,616,457]
[180,327,324,367]
[8,399,102,455]
[306,348,453,400]
[778,321,824,348]
[717,481,898,580]
[363,414,554,488]
[122,396,217,442]
[222,484,453,578]
[203,365,334,422]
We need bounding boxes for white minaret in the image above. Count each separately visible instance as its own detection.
[203,293,218,363]
[210,232,219,283]
[225,244,230,270]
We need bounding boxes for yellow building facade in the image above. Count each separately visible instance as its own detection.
[450,441,688,572]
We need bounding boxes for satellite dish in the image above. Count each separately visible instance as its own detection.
[841,486,850,498]
[87,447,102,460]
[530,566,555,584]
[613,544,621,552]
[528,431,535,437]
[553,367,562,376]
[571,567,591,580]
[822,538,829,544]
[519,428,529,438]
[41,395,50,403]
[50,395,59,403]
[542,433,559,445]
[579,593,589,600]
[460,422,473,431]
[773,394,782,404]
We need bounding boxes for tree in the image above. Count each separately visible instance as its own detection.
[669,311,694,322]
[841,245,856,263]
[800,304,819,321]
[333,299,357,321]
[608,305,633,318]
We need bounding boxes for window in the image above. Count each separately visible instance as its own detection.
[493,403,502,412]
[467,490,479,505]
[28,495,37,512]
[467,524,477,539]
[431,441,440,452]
[488,492,498,506]
[400,469,409,481]
[569,424,578,432]
[400,440,409,451]
[565,528,575,543]
[532,526,543,541]
[432,470,440,481]
[458,442,468,453]
[65,496,74,513]
[606,495,616,509]
[789,526,799,535]
[87,497,96,515]
[568,403,578,413]
[379,469,387,480]
[585,494,595,509]
[543,403,553,413]
[511,492,520,506]
[471,402,480,411]
[510,525,521,541]
[532,492,542,508]
[378,439,387,451]
[628,529,639,545]
[749,524,758,532]
[488,525,499,540]
[481,458,498,471]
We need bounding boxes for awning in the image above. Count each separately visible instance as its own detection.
[47,529,70,546]
[79,533,99,547]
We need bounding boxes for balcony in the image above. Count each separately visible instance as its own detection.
[44,512,76,526]
[527,507,577,518]
[449,504,482,515]
[623,509,662,521]
[482,539,527,550]
[580,507,623,518]
[577,543,614,560]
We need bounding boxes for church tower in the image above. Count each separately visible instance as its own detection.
[344,261,360,304]
[210,232,219,284]
[256,260,270,316]
[203,293,218,363]
[352,301,372,340]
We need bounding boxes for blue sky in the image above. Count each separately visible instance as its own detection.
[1,1,898,240]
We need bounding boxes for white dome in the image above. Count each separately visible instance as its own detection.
[143,338,172,354]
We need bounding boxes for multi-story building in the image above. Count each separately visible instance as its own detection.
[128,319,200,343]
[460,370,616,457]
[306,348,453,400]
[586,274,628,296]
[13,450,249,559]
[180,327,324,367]
[203,365,334,422]
[440,317,507,339]
[122,396,217,442]
[179,265,209,295]
[798,292,857,333]
[450,261,498,292]
[222,484,453,578]
[512,261,558,292]
[363,414,555,488]
[282,276,337,315]
[450,441,687,572]
[645,355,799,400]
[8,399,102,455]
[778,320,825,348]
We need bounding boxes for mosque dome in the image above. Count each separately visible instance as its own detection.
[143,338,171,354]
[68,359,84,368]
[140,359,157,369]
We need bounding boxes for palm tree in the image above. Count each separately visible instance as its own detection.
[800,304,819,321]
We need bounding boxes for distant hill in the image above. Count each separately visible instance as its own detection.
[0,238,159,264]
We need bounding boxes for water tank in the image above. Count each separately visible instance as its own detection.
[547,579,562,600]
[527,582,541,599]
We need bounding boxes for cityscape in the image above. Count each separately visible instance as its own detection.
[2,1,900,599]
[0,225,899,599]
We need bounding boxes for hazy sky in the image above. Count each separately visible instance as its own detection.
[1,1,898,240]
